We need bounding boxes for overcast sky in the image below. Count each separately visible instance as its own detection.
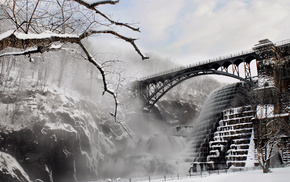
[99,0,290,66]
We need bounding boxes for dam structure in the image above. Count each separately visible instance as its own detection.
[136,38,290,172]
[187,82,255,171]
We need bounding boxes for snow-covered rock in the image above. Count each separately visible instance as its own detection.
[0,89,122,181]
[0,151,31,182]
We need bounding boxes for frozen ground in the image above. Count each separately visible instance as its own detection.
[134,167,290,182]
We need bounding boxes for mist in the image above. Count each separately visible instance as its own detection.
[0,36,222,180]
[83,40,223,178]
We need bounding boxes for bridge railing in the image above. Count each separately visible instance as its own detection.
[139,49,254,81]
[275,38,290,46]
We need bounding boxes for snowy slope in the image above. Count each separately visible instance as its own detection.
[139,167,290,182]
[0,151,31,182]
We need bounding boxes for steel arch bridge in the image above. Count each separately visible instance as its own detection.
[135,38,290,109]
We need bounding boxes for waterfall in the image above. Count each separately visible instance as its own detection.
[185,82,253,170]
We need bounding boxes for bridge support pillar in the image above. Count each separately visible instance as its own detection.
[221,66,228,73]
[244,62,251,79]
[232,64,239,77]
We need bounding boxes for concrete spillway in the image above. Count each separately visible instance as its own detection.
[183,82,254,171]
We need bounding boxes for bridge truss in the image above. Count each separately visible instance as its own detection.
[136,38,290,110]
[138,52,258,109]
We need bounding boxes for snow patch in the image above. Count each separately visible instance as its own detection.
[0,29,79,41]
[139,167,290,182]
[0,30,14,41]
[43,122,77,134]
[14,31,79,40]
[245,130,256,168]
[0,151,31,182]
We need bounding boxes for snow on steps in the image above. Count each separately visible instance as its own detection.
[207,106,256,169]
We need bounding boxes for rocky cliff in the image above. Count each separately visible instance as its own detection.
[0,88,127,182]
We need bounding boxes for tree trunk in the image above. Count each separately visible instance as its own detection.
[262,160,270,173]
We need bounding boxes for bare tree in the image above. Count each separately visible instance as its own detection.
[254,103,277,173]
[250,40,290,173]
[0,0,148,121]
[252,85,289,173]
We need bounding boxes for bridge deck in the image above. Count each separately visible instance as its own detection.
[137,38,290,109]
[139,50,255,83]
[139,39,290,83]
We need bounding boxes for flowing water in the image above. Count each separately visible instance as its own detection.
[118,82,253,178]
[176,82,253,168]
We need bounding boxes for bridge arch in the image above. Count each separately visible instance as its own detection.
[147,71,252,108]
[138,53,258,109]
[233,59,244,65]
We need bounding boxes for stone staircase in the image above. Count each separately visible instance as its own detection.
[206,106,256,169]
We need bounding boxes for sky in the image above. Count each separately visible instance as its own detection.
[99,0,290,66]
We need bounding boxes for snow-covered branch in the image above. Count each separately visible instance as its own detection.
[0,45,61,58]
[0,30,79,51]
[0,29,148,59]
[0,0,147,134]
[0,28,146,123]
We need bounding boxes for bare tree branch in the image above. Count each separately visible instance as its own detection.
[78,41,119,121]
[80,29,149,60]
[94,9,140,32]
[0,44,63,58]
[73,0,120,7]
[0,29,146,61]
[2,2,26,32]
[26,0,40,33]
[0,47,39,57]
[72,0,140,32]
[0,29,148,60]
[0,0,147,139]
